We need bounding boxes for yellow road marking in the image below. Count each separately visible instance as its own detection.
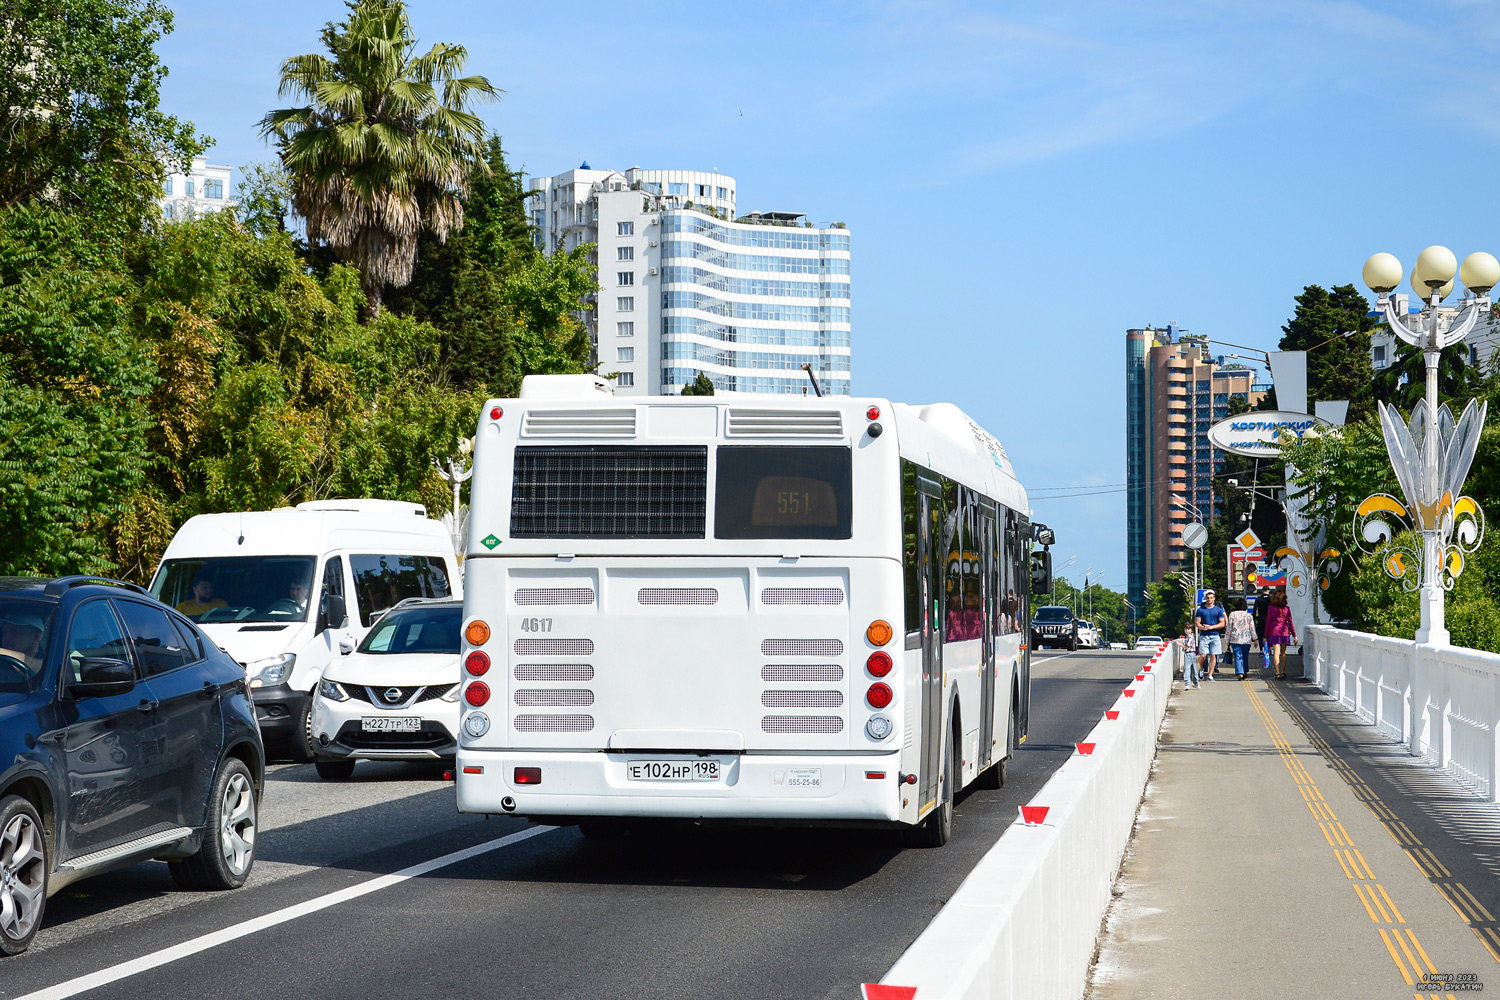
[1456,883,1495,921]
[1380,928,1416,985]
[1406,929,1438,974]
[1354,850,1375,879]
[1378,884,1406,923]
[1354,883,1381,922]
[1336,850,1355,879]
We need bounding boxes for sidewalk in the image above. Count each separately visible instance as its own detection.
[1086,660,1500,1000]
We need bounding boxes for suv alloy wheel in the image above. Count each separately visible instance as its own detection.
[0,796,46,956]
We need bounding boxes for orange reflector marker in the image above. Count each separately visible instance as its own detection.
[465,620,491,646]
[865,771,886,780]
[1076,742,1096,755]
[866,620,893,646]
[463,766,483,774]
[1105,710,1120,720]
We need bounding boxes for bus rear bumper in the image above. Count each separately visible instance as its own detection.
[456,749,904,823]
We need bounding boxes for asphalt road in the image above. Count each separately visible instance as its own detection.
[1,648,1145,1000]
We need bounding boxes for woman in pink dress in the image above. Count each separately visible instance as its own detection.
[1264,590,1297,680]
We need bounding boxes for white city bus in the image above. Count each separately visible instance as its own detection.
[455,375,1038,845]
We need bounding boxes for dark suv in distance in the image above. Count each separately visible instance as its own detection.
[1030,605,1079,651]
[0,576,264,956]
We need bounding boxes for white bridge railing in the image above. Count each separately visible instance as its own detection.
[1306,624,1500,801]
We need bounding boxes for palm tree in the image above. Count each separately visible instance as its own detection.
[258,0,498,317]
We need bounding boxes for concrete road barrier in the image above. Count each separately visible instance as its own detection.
[874,641,1182,1000]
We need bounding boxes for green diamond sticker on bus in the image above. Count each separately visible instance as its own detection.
[481,534,501,550]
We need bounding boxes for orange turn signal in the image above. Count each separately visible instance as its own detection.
[866,620,893,646]
[465,620,491,646]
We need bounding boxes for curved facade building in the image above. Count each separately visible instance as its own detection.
[528,165,851,396]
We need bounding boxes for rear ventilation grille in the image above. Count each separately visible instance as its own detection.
[728,408,843,437]
[761,639,844,657]
[510,446,707,539]
[762,716,844,734]
[760,588,844,606]
[514,663,594,682]
[522,408,636,437]
[638,587,719,605]
[761,690,844,709]
[514,639,595,657]
[514,588,595,606]
[515,714,595,732]
[515,689,595,707]
[761,664,844,683]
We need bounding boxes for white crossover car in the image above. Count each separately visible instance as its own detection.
[308,599,462,778]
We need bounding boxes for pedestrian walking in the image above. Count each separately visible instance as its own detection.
[1181,627,1201,690]
[1193,590,1227,681]
[1265,589,1297,680]
[1226,597,1256,680]
[1253,589,1272,674]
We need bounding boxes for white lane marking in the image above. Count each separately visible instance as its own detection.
[1031,655,1064,665]
[16,826,555,1000]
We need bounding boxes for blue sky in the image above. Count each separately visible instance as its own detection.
[158,1,1500,593]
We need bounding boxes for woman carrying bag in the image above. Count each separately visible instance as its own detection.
[1226,597,1256,680]
[1265,590,1297,680]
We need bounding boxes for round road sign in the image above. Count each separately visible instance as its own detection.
[1182,522,1209,549]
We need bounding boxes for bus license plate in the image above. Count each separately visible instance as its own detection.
[362,716,421,733]
[627,759,720,782]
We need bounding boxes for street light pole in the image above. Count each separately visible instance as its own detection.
[1359,248,1497,645]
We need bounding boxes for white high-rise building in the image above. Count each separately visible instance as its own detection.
[159,156,234,221]
[527,165,851,396]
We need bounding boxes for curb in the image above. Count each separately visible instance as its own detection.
[872,640,1181,999]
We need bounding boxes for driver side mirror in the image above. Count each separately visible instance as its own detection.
[1030,550,1053,596]
[71,657,136,698]
[318,594,348,633]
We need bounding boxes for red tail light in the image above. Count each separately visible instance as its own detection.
[514,767,541,785]
[464,681,490,707]
[465,651,490,676]
[866,405,881,420]
[866,651,893,677]
[490,406,504,419]
[866,682,893,709]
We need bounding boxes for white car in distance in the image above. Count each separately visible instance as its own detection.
[1133,635,1165,651]
[309,598,462,779]
[1073,620,1100,649]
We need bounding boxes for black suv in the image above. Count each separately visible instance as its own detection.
[1030,605,1079,651]
[0,576,264,955]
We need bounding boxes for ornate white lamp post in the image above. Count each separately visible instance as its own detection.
[1357,247,1498,644]
[434,437,475,566]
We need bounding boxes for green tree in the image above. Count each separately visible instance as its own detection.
[234,161,296,238]
[1278,284,1378,422]
[0,0,206,232]
[386,136,594,391]
[1138,573,1190,637]
[680,372,716,396]
[259,0,499,316]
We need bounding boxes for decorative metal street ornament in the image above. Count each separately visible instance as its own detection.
[1277,504,1342,600]
[1358,246,1496,644]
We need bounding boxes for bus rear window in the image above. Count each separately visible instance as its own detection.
[714,447,852,540]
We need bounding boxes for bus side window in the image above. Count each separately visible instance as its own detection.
[902,462,921,639]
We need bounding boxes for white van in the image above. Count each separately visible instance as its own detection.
[148,500,462,760]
